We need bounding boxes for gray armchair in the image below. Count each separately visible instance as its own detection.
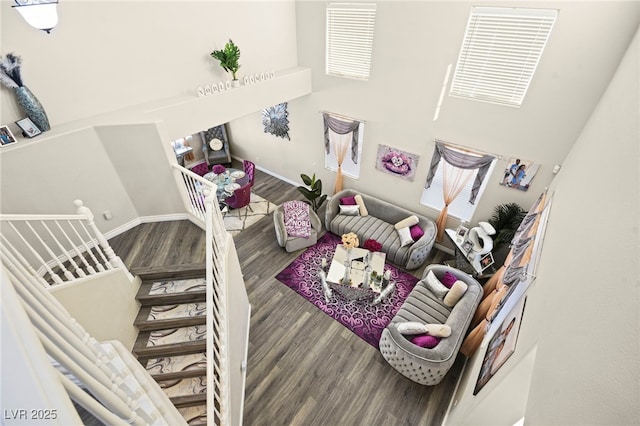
[273,204,322,252]
[200,124,231,168]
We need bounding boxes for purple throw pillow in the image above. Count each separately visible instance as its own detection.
[441,271,458,289]
[340,196,357,205]
[410,334,441,348]
[410,224,424,241]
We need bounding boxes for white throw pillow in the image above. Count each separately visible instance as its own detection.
[354,194,369,217]
[397,227,414,247]
[396,322,428,335]
[424,323,452,338]
[394,215,419,230]
[339,205,360,216]
[425,270,449,299]
[209,138,223,151]
[444,280,468,307]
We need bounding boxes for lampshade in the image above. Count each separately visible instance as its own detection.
[13,1,59,33]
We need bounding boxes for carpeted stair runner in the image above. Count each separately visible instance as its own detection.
[133,270,209,425]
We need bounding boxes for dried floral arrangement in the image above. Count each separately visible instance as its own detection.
[341,232,359,249]
[0,53,23,89]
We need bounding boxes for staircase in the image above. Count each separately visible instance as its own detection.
[132,267,209,425]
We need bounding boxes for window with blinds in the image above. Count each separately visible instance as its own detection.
[450,7,558,107]
[326,3,377,80]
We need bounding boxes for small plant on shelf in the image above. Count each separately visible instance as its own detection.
[210,39,241,82]
[297,173,327,213]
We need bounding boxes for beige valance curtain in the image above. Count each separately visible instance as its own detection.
[323,113,361,194]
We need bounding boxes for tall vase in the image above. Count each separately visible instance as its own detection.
[14,86,50,132]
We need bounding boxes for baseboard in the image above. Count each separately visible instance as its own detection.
[441,357,468,426]
[231,154,300,188]
[103,213,189,240]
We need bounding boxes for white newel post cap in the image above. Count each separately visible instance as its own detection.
[74,199,94,221]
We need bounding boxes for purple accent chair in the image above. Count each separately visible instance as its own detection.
[190,162,209,177]
[243,160,256,190]
[224,182,253,218]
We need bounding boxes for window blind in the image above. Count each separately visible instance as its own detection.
[326,3,377,80]
[450,7,558,107]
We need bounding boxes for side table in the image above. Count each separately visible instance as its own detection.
[444,228,495,279]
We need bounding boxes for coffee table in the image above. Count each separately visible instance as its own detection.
[325,245,388,302]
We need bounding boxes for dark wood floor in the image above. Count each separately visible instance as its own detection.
[109,163,463,426]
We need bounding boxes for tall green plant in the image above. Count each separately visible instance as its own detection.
[210,39,241,80]
[488,202,527,246]
[297,173,327,213]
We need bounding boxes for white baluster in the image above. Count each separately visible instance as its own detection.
[67,220,100,274]
[0,234,50,287]
[55,221,90,277]
[74,200,133,282]
[40,220,85,279]
[2,251,111,361]
[7,221,64,284]
[57,372,131,426]
[36,331,146,426]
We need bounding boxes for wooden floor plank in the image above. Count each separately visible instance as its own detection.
[109,160,460,426]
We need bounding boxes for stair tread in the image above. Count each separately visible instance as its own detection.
[151,367,207,382]
[170,393,207,408]
[159,376,207,399]
[144,353,207,379]
[132,264,206,280]
[177,405,207,425]
[135,302,207,330]
[133,324,207,361]
[136,277,207,306]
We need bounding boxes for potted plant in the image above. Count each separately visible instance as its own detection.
[487,202,527,246]
[210,39,241,87]
[297,173,327,213]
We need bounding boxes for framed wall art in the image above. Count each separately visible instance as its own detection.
[262,102,290,140]
[473,296,527,395]
[375,144,419,181]
[479,251,495,272]
[500,157,540,191]
[0,125,17,147]
[16,117,42,138]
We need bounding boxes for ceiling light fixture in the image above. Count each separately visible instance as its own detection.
[12,0,59,34]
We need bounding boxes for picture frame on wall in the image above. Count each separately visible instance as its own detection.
[0,125,17,147]
[375,144,420,181]
[15,117,42,138]
[500,157,540,191]
[473,296,527,395]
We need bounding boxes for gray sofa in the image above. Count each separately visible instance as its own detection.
[325,189,436,270]
[379,265,483,385]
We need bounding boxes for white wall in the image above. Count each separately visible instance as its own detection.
[49,270,142,350]
[446,27,640,426]
[0,1,301,233]
[0,1,298,127]
[227,1,639,232]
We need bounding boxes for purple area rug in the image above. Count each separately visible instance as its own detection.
[275,232,419,348]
